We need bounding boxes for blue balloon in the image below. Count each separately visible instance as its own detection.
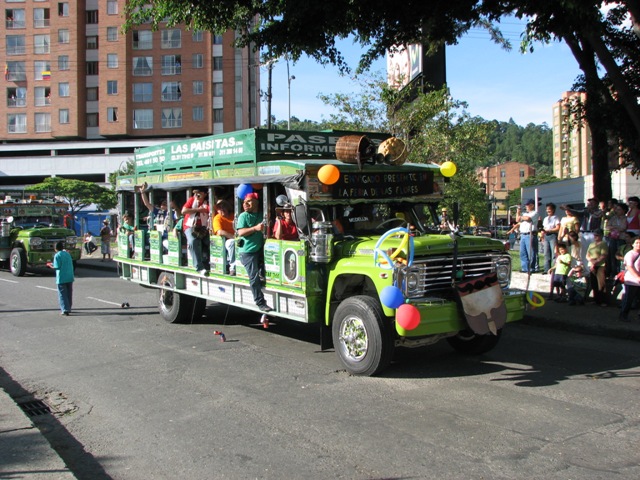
[380,285,404,309]
[237,183,254,199]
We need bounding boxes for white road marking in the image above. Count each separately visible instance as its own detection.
[86,296,122,306]
[36,285,57,291]
[0,278,19,284]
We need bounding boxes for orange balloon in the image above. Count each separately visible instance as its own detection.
[318,164,340,185]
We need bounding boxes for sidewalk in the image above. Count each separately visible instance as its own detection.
[2,261,640,479]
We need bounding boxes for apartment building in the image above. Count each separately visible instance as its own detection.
[552,91,592,179]
[477,162,536,224]
[0,0,260,186]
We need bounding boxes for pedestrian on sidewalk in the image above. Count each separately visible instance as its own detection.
[47,241,74,316]
[542,203,561,273]
[619,237,640,322]
[99,220,112,261]
[516,199,540,273]
[586,228,609,306]
[567,264,588,305]
[548,242,571,301]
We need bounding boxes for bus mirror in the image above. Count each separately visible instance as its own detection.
[294,204,309,236]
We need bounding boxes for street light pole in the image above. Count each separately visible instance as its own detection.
[287,59,295,130]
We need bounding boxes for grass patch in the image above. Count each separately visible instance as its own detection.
[510,250,521,271]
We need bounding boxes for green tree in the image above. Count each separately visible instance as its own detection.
[26,177,116,216]
[319,74,493,227]
[123,0,639,199]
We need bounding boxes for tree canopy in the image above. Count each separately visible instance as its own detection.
[124,0,640,199]
[26,177,116,214]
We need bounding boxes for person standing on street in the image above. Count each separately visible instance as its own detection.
[516,198,540,274]
[99,220,112,261]
[542,202,560,273]
[579,197,604,268]
[237,192,272,312]
[48,241,74,316]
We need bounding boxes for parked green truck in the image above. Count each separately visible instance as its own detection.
[0,198,80,276]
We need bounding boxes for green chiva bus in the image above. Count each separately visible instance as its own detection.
[115,128,525,375]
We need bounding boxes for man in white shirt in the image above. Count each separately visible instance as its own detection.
[542,202,561,273]
[517,198,540,274]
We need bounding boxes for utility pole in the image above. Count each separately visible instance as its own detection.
[267,60,273,129]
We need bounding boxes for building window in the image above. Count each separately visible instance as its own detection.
[7,87,27,107]
[107,0,118,15]
[6,35,26,55]
[192,106,203,122]
[161,55,181,75]
[8,114,27,133]
[59,109,69,124]
[35,112,51,132]
[133,109,153,129]
[5,61,26,81]
[58,29,69,44]
[192,31,203,42]
[86,10,98,24]
[133,83,152,102]
[58,3,69,17]
[86,87,98,101]
[34,34,50,54]
[192,54,204,69]
[34,86,51,106]
[501,181,506,189]
[133,57,152,76]
[213,34,223,45]
[34,61,51,81]
[107,27,118,42]
[107,80,118,95]
[213,57,223,70]
[86,36,98,50]
[107,54,118,68]
[161,82,182,101]
[6,9,26,29]
[33,8,49,27]
[500,170,506,178]
[107,107,118,122]
[58,82,69,97]
[213,83,223,97]
[520,169,525,178]
[193,81,204,95]
[86,61,99,75]
[86,113,98,127]
[161,29,181,49]
[132,30,152,49]
[213,108,223,123]
[161,108,182,128]
[58,55,69,70]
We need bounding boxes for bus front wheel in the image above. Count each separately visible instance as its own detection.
[332,295,394,376]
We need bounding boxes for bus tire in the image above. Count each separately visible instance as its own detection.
[447,329,502,355]
[10,248,27,277]
[157,272,193,324]
[332,295,394,376]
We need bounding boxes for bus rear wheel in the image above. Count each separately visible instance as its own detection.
[157,272,194,323]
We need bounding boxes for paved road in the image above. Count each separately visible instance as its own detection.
[1,269,640,479]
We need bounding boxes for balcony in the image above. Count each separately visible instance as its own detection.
[7,97,26,107]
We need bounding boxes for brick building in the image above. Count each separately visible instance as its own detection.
[477,162,536,225]
[0,0,260,186]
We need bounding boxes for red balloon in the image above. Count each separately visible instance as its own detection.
[396,304,420,330]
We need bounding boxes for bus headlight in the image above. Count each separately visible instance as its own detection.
[494,256,511,288]
[29,237,43,248]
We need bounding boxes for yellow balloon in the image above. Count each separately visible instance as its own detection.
[318,164,340,185]
[440,161,457,178]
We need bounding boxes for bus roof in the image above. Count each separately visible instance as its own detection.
[133,128,392,174]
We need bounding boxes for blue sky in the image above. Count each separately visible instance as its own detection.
[262,24,582,127]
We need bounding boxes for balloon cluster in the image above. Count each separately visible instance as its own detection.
[375,227,420,331]
[318,164,340,185]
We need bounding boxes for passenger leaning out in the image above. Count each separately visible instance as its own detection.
[273,201,299,241]
[213,199,236,275]
[182,188,210,275]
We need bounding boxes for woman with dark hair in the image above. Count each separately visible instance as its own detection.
[607,203,628,277]
[182,188,210,275]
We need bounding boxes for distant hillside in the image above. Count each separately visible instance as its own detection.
[486,119,552,174]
